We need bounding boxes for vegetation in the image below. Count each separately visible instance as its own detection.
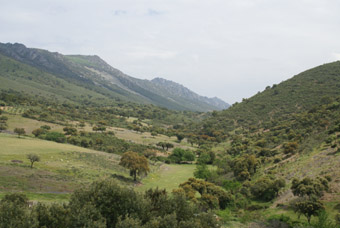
[1,44,340,226]
[0,180,220,228]
[167,148,195,164]
[14,127,25,138]
[27,154,40,168]
[119,152,150,181]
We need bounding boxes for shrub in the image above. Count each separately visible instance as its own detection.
[43,131,66,143]
[251,177,285,201]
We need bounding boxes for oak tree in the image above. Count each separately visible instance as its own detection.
[14,128,26,138]
[119,152,149,181]
[27,154,40,168]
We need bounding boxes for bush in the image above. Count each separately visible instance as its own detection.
[0,193,37,227]
[43,131,66,143]
[251,177,285,201]
[168,148,195,164]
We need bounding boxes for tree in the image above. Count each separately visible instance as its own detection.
[168,148,195,164]
[0,123,7,132]
[14,128,26,138]
[32,128,45,137]
[283,141,299,154]
[27,154,40,168]
[40,125,51,130]
[250,177,285,201]
[194,164,211,181]
[176,133,184,142]
[165,143,174,151]
[156,142,166,150]
[63,127,77,136]
[178,178,232,210]
[232,154,259,181]
[0,193,37,227]
[291,177,329,198]
[119,152,149,181]
[294,197,324,224]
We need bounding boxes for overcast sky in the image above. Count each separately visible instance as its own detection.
[1,0,340,104]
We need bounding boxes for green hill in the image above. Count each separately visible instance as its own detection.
[198,61,340,135]
[0,42,229,111]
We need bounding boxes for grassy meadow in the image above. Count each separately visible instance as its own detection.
[137,164,196,192]
[0,133,129,202]
[0,132,197,201]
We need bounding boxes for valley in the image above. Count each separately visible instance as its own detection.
[0,43,340,227]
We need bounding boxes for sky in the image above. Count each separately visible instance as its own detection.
[1,0,340,104]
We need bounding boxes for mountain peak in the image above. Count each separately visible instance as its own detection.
[151,77,229,110]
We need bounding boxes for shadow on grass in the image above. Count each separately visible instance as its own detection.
[111,173,136,184]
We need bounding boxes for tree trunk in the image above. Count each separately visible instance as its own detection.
[30,161,33,168]
[133,171,137,181]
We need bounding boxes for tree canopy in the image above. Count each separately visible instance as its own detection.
[119,152,150,181]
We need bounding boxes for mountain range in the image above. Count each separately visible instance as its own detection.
[0,42,229,112]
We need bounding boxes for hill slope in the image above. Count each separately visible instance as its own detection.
[0,42,228,111]
[0,133,126,200]
[198,61,340,134]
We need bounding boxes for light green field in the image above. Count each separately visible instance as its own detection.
[81,122,194,150]
[5,114,64,135]
[5,113,194,151]
[0,133,129,202]
[137,164,196,192]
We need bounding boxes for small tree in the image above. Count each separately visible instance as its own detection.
[40,125,51,130]
[294,198,324,224]
[0,123,7,132]
[156,142,166,150]
[194,164,211,181]
[27,154,40,168]
[291,177,329,198]
[165,143,174,151]
[63,127,77,136]
[176,133,185,142]
[32,128,45,137]
[14,128,26,138]
[119,152,149,181]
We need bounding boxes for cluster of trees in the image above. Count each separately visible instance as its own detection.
[156,142,174,151]
[0,180,220,228]
[32,126,66,143]
[31,125,155,157]
[250,176,285,201]
[175,178,232,211]
[0,89,201,135]
[167,148,195,164]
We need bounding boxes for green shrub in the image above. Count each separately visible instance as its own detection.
[43,131,66,143]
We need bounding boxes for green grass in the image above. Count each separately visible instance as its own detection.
[5,114,64,135]
[137,164,196,192]
[0,133,129,201]
[0,192,70,203]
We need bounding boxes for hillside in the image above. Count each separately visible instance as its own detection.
[0,133,126,201]
[197,61,340,135]
[0,42,228,112]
